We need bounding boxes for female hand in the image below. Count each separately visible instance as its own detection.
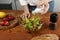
[41,3,49,15]
[36,0,49,15]
[20,11,30,20]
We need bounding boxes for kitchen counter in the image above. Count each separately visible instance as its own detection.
[0,10,60,40]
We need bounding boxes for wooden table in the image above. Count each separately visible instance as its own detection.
[0,10,60,40]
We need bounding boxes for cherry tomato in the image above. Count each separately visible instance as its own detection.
[39,20,42,24]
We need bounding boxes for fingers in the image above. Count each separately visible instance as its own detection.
[44,3,49,9]
[24,14,27,18]
[20,14,24,20]
[28,13,30,18]
[22,14,27,20]
[41,3,49,15]
[21,13,30,20]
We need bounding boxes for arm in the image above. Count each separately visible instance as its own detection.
[22,5,30,19]
[19,0,30,19]
[19,0,29,13]
[23,5,29,13]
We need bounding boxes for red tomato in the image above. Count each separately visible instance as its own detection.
[8,16,14,20]
[3,21,9,26]
[39,20,42,24]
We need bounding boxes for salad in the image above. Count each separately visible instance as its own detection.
[23,16,43,32]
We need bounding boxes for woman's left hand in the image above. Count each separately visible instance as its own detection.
[36,1,49,15]
[41,3,49,15]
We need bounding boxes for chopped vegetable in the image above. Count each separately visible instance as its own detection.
[30,16,35,21]
[38,24,43,30]
[23,16,43,32]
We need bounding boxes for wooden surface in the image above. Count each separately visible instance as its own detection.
[0,10,60,40]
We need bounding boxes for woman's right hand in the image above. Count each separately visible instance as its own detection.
[20,11,30,20]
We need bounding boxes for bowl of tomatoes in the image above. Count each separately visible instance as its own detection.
[0,12,19,30]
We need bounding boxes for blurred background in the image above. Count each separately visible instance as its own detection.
[0,0,60,12]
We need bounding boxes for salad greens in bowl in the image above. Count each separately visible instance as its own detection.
[22,15,43,32]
